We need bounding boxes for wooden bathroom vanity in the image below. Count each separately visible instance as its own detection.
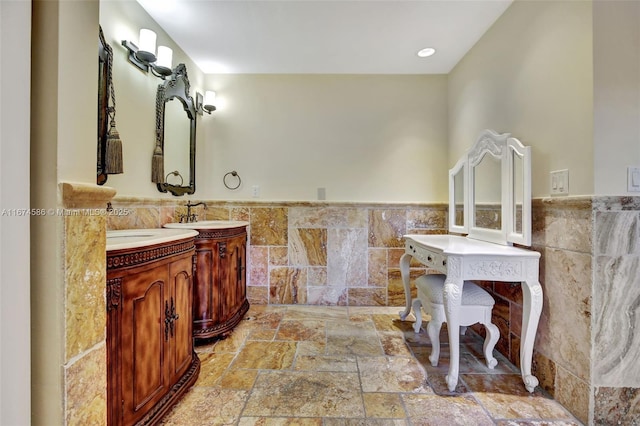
[164,221,250,342]
[106,229,200,426]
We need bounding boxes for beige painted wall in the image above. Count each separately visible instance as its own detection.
[199,73,449,202]
[593,1,640,196]
[448,0,593,198]
[99,0,205,198]
[1,1,31,424]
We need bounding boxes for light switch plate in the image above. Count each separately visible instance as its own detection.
[628,167,640,192]
[550,169,569,196]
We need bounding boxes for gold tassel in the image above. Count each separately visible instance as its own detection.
[151,145,164,183]
[105,126,123,174]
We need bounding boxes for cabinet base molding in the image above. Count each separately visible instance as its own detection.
[194,299,250,343]
[134,354,200,426]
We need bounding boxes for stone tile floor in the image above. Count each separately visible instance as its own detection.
[160,305,582,425]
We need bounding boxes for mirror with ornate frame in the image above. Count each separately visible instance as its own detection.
[448,129,531,246]
[153,63,197,196]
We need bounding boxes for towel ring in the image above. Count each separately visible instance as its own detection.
[165,170,184,186]
[223,170,242,190]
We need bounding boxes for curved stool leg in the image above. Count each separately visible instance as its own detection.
[412,298,423,333]
[482,321,500,369]
[427,317,443,367]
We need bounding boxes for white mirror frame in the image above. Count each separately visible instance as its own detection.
[448,155,468,234]
[448,129,532,247]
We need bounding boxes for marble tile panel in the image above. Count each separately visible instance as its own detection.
[270,267,307,304]
[269,246,288,266]
[249,246,268,286]
[406,207,447,231]
[197,353,237,386]
[294,355,358,372]
[160,387,249,425]
[388,248,406,268]
[595,211,640,255]
[307,267,327,286]
[462,374,575,420]
[242,371,365,417]
[535,206,592,253]
[201,206,231,221]
[386,269,419,307]
[248,328,277,341]
[493,281,524,305]
[107,206,161,230]
[532,351,557,397]
[275,319,326,342]
[555,365,590,424]
[539,247,592,381]
[594,254,640,386]
[65,215,106,359]
[64,344,106,426]
[232,341,296,370]
[368,248,388,287]
[592,195,640,211]
[362,393,406,419]
[358,356,430,393]
[326,318,376,333]
[368,209,407,248]
[289,228,327,266]
[247,286,268,305]
[250,207,288,246]
[327,228,368,287]
[288,206,368,228]
[307,286,347,305]
[348,287,387,306]
[593,386,640,426]
[230,206,250,222]
[401,394,493,425]
[239,418,322,426]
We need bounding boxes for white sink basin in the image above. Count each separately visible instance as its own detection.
[163,220,249,230]
[107,228,199,251]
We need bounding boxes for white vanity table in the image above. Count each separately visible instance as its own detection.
[399,129,542,393]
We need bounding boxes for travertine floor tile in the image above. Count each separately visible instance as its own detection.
[159,305,582,425]
[242,371,364,417]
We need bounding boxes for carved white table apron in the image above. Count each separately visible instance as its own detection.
[399,234,542,393]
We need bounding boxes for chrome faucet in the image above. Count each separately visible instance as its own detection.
[180,201,207,223]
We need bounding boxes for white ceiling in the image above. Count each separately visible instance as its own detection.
[136,0,512,75]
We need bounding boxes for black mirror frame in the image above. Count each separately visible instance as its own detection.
[155,63,197,196]
[97,26,110,185]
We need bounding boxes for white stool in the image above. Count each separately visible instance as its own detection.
[412,274,499,369]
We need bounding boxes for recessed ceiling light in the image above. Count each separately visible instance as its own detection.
[417,47,436,58]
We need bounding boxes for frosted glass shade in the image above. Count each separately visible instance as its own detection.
[204,91,216,108]
[137,29,157,62]
[156,46,173,69]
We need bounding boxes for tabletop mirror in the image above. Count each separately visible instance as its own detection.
[153,63,197,196]
[448,129,531,246]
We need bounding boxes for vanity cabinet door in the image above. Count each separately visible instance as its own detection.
[168,256,194,380]
[192,227,249,341]
[119,266,171,426]
[220,233,247,325]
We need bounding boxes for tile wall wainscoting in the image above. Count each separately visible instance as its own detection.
[53,193,637,425]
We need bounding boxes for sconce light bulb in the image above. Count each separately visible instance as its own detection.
[137,28,157,63]
[204,90,216,110]
[156,46,172,69]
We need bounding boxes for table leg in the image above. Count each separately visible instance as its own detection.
[398,253,413,320]
[520,279,543,392]
[443,277,463,392]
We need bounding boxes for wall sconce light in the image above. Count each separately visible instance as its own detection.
[122,29,173,79]
[196,90,217,115]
